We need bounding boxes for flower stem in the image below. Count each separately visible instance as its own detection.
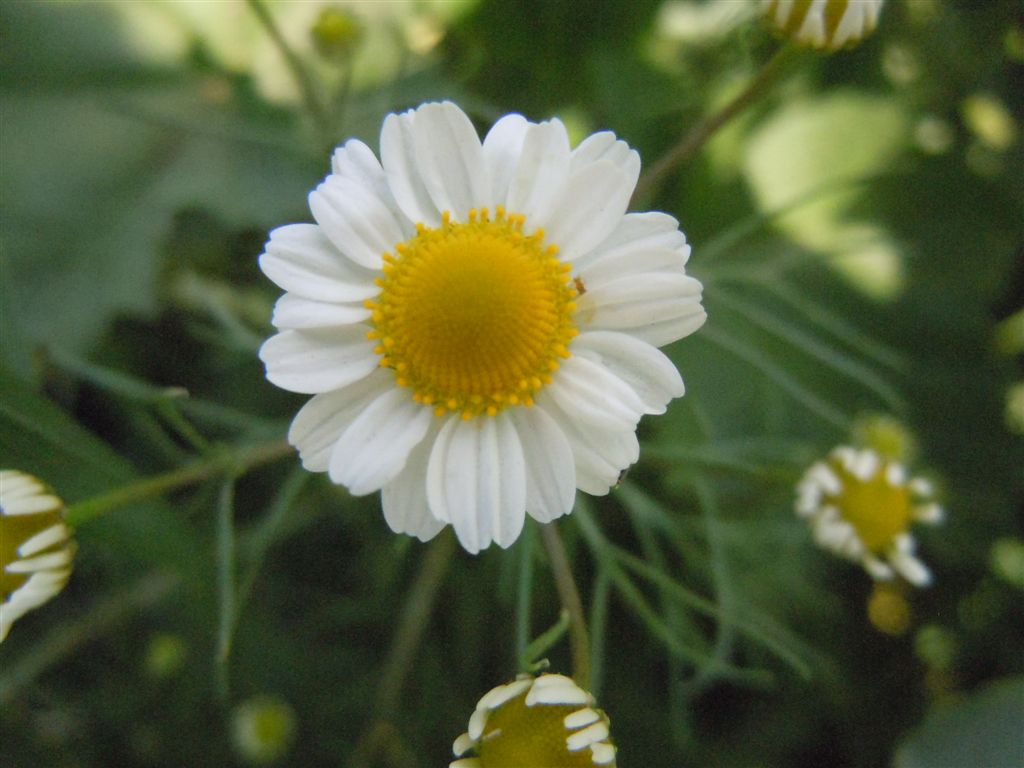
[63,439,293,527]
[540,521,591,689]
[633,44,797,203]
[350,530,456,768]
[245,0,332,141]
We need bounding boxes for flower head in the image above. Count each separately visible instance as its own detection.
[1,470,76,642]
[259,101,705,553]
[762,0,885,52]
[451,673,616,767]
[231,695,297,764]
[796,446,942,585]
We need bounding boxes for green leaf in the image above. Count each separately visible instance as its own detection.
[697,324,853,432]
[894,677,1024,768]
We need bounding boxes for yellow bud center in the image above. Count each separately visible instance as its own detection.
[366,208,579,419]
[826,458,911,552]
[1,497,68,599]
[477,692,596,768]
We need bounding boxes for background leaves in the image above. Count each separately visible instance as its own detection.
[2,1,1022,766]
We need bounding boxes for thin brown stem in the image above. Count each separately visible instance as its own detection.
[633,45,796,203]
[540,521,590,689]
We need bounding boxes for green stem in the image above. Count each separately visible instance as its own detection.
[64,440,293,527]
[374,531,456,719]
[215,476,238,702]
[633,44,797,203]
[514,520,537,665]
[540,521,590,689]
[330,50,356,136]
[245,0,332,141]
[350,531,456,768]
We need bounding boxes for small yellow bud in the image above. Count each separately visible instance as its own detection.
[762,0,885,53]
[311,7,363,62]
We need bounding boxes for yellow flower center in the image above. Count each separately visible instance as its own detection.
[826,458,911,552]
[1,500,67,599]
[477,692,597,768]
[366,207,579,419]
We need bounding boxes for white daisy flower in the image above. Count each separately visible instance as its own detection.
[795,446,943,586]
[258,101,706,553]
[761,0,885,52]
[451,673,616,767]
[1,470,76,642]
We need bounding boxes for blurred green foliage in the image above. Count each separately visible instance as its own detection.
[1,1,1022,767]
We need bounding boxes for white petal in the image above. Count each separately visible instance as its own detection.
[798,0,827,47]
[771,0,795,27]
[259,224,378,303]
[328,388,432,496]
[452,732,475,757]
[578,247,687,292]
[577,272,706,347]
[482,113,529,209]
[525,674,590,705]
[426,414,527,553]
[509,407,576,524]
[831,3,864,48]
[591,741,617,765]
[1,492,62,516]
[566,721,610,751]
[537,397,639,496]
[572,211,690,272]
[573,331,684,414]
[17,523,70,558]
[478,678,532,710]
[546,355,645,432]
[6,549,74,573]
[309,175,406,270]
[563,708,601,729]
[330,139,394,210]
[287,369,392,471]
[891,550,932,587]
[411,101,488,221]
[260,328,378,394]
[271,294,370,329]
[505,119,571,228]
[570,130,640,194]
[381,109,442,226]
[0,472,44,502]
[380,422,447,542]
[542,160,633,263]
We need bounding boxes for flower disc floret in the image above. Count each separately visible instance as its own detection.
[1,470,76,642]
[451,674,616,768]
[367,208,579,420]
[796,446,942,585]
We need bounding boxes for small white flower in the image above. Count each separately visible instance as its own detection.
[451,673,616,767]
[259,101,705,553]
[761,0,885,51]
[795,446,942,586]
[231,695,297,765]
[1,470,76,642]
